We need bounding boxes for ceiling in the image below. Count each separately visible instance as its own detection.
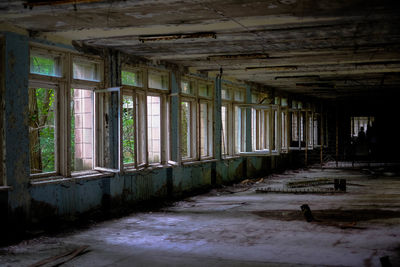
[1,0,400,99]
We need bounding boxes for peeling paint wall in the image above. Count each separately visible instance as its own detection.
[3,32,31,220]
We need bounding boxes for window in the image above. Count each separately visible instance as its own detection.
[147,95,161,163]
[29,87,56,174]
[148,71,169,90]
[281,98,288,152]
[221,105,228,156]
[121,68,169,169]
[222,85,245,156]
[307,111,314,149]
[200,101,213,158]
[29,47,104,178]
[180,77,213,161]
[234,106,246,153]
[251,108,269,151]
[351,116,374,138]
[181,80,195,95]
[122,69,143,87]
[313,113,321,146]
[289,100,314,150]
[250,92,272,153]
[30,49,62,77]
[122,94,135,165]
[71,88,94,171]
[73,59,101,82]
[181,100,196,159]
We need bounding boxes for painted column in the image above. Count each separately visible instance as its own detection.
[245,84,252,152]
[170,71,180,163]
[214,76,222,160]
[3,32,31,219]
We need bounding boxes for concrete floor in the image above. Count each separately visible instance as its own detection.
[1,167,400,267]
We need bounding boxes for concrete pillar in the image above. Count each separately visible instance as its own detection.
[245,84,252,152]
[3,32,31,224]
[105,49,120,169]
[214,76,222,160]
[170,71,180,163]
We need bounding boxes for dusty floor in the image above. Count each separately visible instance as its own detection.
[1,166,400,267]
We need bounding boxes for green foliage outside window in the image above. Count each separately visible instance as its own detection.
[29,88,55,173]
[30,55,58,76]
[123,96,135,164]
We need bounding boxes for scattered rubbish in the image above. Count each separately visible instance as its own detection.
[29,245,89,267]
[334,179,347,192]
[255,187,344,194]
[301,204,315,222]
[380,256,392,267]
[240,179,251,184]
[287,178,331,188]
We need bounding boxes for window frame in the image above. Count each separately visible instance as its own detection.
[179,76,214,163]
[120,67,170,171]
[28,44,106,179]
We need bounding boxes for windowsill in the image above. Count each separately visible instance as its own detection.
[123,163,172,174]
[222,155,241,160]
[0,186,13,192]
[182,158,218,166]
[238,151,272,157]
[30,170,115,186]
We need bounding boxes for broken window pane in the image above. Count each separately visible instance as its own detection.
[29,87,56,174]
[71,88,94,172]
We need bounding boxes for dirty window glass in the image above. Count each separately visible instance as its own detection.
[30,54,61,77]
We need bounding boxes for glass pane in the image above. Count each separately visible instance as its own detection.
[281,111,288,149]
[273,110,278,151]
[181,80,194,95]
[290,111,299,147]
[221,106,227,155]
[199,83,211,97]
[281,98,288,107]
[71,88,94,171]
[235,106,245,153]
[251,108,256,151]
[200,102,209,156]
[122,70,142,87]
[123,95,135,165]
[148,72,169,90]
[221,88,231,100]
[30,55,60,77]
[234,90,244,102]
[73,60,100,81]
[181,101,191,158]
[147,95,161,163]
[136,93,146,165]
[29,88,56,173]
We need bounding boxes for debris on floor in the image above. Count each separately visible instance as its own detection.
[300,204,315,222]
[255,187,344,194]
[29,245,89,267]
[286,178,331,188]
